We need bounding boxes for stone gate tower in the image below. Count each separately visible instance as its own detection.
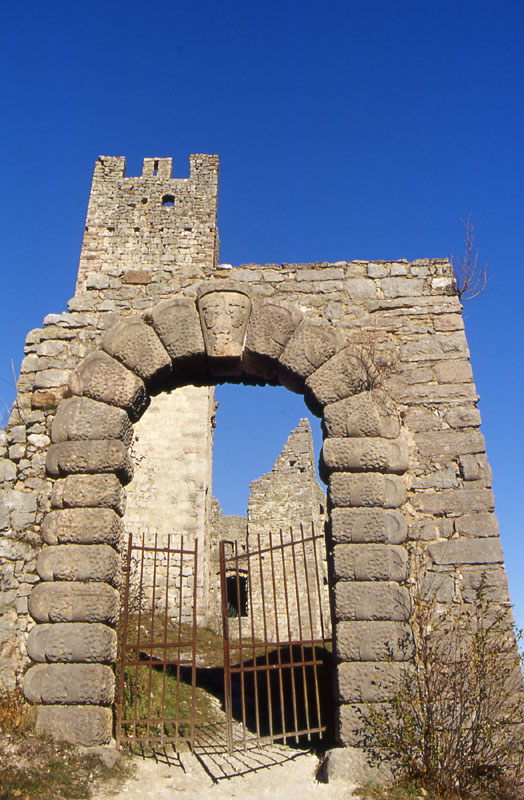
[0,154,517,770]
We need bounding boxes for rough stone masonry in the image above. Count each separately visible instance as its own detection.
[0,154,515,762]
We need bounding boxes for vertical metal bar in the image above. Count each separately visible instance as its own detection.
[280,528,299,738]
[116,532,133,748]
[190,537,198,750]
[311,521,326,643]
[269,530,287,742]
[290,526,312,741]
[257,532,274,743]
[246,535,262,744]
[132,532,146,739]
[219,541,234,754]
[234,541,247,749]
[160,534,170,740]
[145,532,159,741]
[300,523,322,731]
[174,535,184,747]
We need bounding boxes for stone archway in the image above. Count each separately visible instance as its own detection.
[22,281,411,749]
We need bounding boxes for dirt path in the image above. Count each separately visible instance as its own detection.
[94,744,357,800]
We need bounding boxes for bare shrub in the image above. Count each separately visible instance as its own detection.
[358,586,524,799]
[452,215,490,301]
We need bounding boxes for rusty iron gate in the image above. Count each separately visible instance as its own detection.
[219,524,330,753]
[116,533,198,749]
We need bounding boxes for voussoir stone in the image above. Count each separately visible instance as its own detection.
[36,705,113,746]
[333,544,408,581]
[329,473,406,508]
[428,537,504,565]
[147,297,205,365]
[46,440,133,483]
[334,581,410,621]
[322,438,408,474]
[331,508,407,544]
[336,620,414,661]
[50,476,125,516]
[324,391,400,439]
[69,350,147,419]
[29,582,119,624]
[27,622,117,663]
[306,347,378,407]
[36,544,120,584]
[245,301,303,361]
[278,318,339,390]
[42,508,123,545]
[51,396,132,446]
[102,316,171,381]
[337,662,408,703]
[24,663,115,705]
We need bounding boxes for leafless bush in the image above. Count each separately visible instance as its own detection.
[452,215,490,301]
[358,585,524,799]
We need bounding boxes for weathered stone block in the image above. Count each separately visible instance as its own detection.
[421,572,455,602]
[245,301,302,360]
[445,406,482,429]
[428,538,504,565]
[411,488,495,515]
[50,476,125,516]
[36,705,112,746]
[29,582,119,624]
[51,397,132,446]
[324,391,400,439]
[70,350,147,419]
[336,621,413,661]
[196,281,252,361]
[333,544,408,581]
[382,277,423,297]
[27,622,117,663]
[102,316,171,382]
[46,440,133,483]
[415,429,485,458]
[337,662,408,702]
[36,544,120,584]
[42,508,123,545]
[331,508,407,544]
[461,567,510,603]
[147,297,205,365]
[454,513,499,538]
[0,458,17,482]
[329,473,406,508]
[322,438,408,474]
[322,746,392,787]
[412,465,459,490]
[306,347,377,406]
[337,702,390,747]
[278,318,339,389]
[334,581,410,621]
[24,663,115,704]
[401,332,469,362]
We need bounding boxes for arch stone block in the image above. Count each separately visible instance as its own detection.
[36,544,120,584]
[29,582,119,624]
[244,301,303,379]
[147,297,205,365]
[278,318,339,391]
[336,621,414,661]
[50,476,125,516]
[42,508,123,546]
[329,473,406,508]
[102,316,171,382]
[24,663,115,705]
[36,706,113,746]
[46,440,133,483]
[330,508,407,544]
[333,544,408,581]
[27,622,117,663]
[322,437,408,474]
[70,350,147,419]
[334,581,411,621]
[324,391,400,439]
[306,347,377,407]
[51,396,132,446]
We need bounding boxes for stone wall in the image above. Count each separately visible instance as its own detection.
[0,153,515,753]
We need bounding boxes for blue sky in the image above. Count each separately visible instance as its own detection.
[1,0,523,625]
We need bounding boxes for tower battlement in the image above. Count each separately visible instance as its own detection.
[76,153,219,291]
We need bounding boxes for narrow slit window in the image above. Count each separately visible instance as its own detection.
[153,159,159,176]
[162,194,175,207]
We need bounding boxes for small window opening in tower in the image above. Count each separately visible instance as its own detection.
[226,575,248,617]
[153,159,159,176]
[162,194,175,207]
